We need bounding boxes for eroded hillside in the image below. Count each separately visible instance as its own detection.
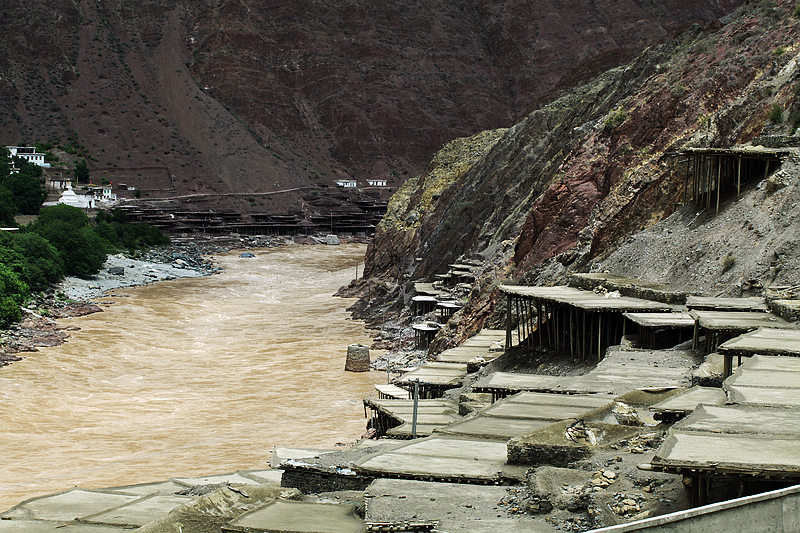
[0,0,741,212]
[354,0,800,340]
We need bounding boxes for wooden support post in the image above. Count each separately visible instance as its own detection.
[716,156,721,215]
[692,320,699,350]
[698,475,709,506]
[555,304,560,354]
[597,313,603,361]
[537,302,543,352]
[723,353,733,378]
[707,156,711,210]
[529,299,535,347]
[569,308,575,359]
[546,303,553,349]
[505,294,512,350]
[411,380,419,438]
[683,157,690,205]
[737,155,742,198]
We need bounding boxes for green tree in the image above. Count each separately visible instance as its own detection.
[10,233,64,291]
[94,209,169,251]
[3,170,47,214]
[0,244,29,283]
[0,186,16,226]
[74,159,89,182]
[33,204,90,230]
[0,264,28,326]
[30,205,107,277]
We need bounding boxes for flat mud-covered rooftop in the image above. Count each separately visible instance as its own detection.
[474,347,698,399]
[435,391,611,441]
[353,437,526,484]
[724,354,800,407]
[651,404,800,478]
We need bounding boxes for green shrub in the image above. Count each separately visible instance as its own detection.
[0,264,28,327]
[721,253,736,273]
[604,108,628,132]
[768,103,784,124]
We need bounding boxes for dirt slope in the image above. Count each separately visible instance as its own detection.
[0,0,741,212]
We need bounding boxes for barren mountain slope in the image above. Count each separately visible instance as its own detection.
[0,0,741,211]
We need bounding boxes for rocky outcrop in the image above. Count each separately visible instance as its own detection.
[364,129,506,279]
[357,0,800,339]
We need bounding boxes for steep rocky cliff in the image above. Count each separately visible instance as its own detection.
[1,0,741,211]
[356,0,800,338]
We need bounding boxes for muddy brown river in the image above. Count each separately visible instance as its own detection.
[0,244,379,509]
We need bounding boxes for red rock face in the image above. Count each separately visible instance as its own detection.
[0,0,741,211]
[512,0,799,274]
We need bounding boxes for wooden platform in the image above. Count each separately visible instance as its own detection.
[651,350,800,505]
[474,347,698,400]
[434,391,611,441]
[717,326,800,376]
[723,354,800,407]
[363,398,460,438]
[500,285,672,361]
[354,437,524,484]
[690,310,792,355]
[413,282,445,297]
[686,296,768,312]
[623,312,695,348]
[649,386,727,422]
[394,329,514,399]
[374,384,411,400]
[651,404,800,480]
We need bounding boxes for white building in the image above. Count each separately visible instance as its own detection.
[6,146,49,167]
[56,184,95,209]
[91,185,117,204]
[335,180,357,188]
[367,179,387,187]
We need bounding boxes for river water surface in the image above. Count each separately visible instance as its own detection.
[0,244,379,509]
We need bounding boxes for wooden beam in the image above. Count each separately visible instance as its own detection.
[737,155,741,198]
[505,294,512,350]
[716,156,722,215]
[597,313,603,361]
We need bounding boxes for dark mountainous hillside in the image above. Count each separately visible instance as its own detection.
[353,0,800,336]
[0,0,741,212]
